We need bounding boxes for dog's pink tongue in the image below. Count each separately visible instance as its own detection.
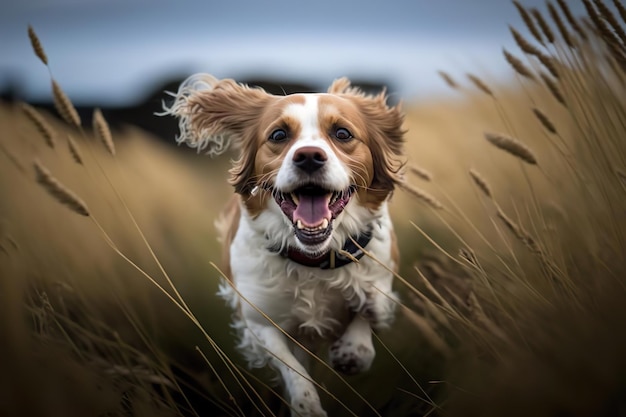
[293,194,331,227]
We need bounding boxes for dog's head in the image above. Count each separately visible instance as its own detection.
[164,75,404,255]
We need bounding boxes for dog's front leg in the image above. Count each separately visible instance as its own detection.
[248,323,327,417]
[328,314,376,375]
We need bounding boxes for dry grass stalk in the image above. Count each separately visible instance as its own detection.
[540,72,567,106]
[532,107,558,134]
[67,135,83,165]
[509,26,542,56]
[437,70,458,89]
[93,108,115,156]
[20,103,55,148]
[469,168,493,199]
[33,160,90,216]
[496,207,542,256]
[27,25,48,66]
[557,0,588,41]
[503,48,536,80]
[51,80,81,127]
[484,132,538,165]
[466,73,493,96]
[513,1,544,44]
[532,7,556,43]
[459,248,478,266]
[398,181,444,210]
[594,0,626,46]
[548,2,576,48]
[408,164,433,181]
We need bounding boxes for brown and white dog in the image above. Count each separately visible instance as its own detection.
[163,74,405,417]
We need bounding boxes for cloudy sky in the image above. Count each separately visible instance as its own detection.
[0,0,586,105]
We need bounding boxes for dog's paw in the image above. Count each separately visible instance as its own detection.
[328,336,376,375]
[290,388,327,417]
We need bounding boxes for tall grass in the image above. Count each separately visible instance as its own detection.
[1,1,626,416]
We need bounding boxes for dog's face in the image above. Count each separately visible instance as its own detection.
[168,75,404,254]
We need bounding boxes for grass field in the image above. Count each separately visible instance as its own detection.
[2,1,626,416]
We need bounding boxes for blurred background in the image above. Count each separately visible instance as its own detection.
[2,0,585,112]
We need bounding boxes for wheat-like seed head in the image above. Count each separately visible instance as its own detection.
[51,80,81,128]
[532,8,556,43]
[503,48,536,80]
[536,51,560,78]
[594,0,626,45]
[93,108,115,156]
[437,70,458,89]
[397,181,444,210]
[484,132,538,165]
[557,0,588,41]
[532,107,558,134]
[496,207,543,256]
[67,135,83,165]
[27,25,48,66]
[466,73,493,96]
[20,103,55,148]
[540,72,567,106]
[510,25,542,56]
[548,2,576,48]
[469,168,493,199]
[408,164,433,181]
[513,1,544,44]
[33,160,90,216]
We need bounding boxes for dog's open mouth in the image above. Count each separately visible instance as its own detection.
[273,185,355,245]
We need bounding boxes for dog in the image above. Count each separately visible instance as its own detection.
[162,74,405,417]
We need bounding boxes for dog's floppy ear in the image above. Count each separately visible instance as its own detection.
[330,78,405,203]
[161,73,272,194]
[161,73,271,156]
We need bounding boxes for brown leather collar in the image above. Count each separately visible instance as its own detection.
[278,227,373,269]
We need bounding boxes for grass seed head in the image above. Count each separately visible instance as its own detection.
[437,70,459,89]
[67,135,83,165]
[540,72,567,106]
[532,107,558,134]
[548,1,576,48]
[484,132,538,165]
[557,0,588,41]
[20,103,55,148]
[52,80,81,128]
[93,108,115,156]
[469,168,493,199]
[532,7,556,43]
[33,160,90,216]
[27,25,48,66]
[513,1,545,44]
[398,181,444,210]
[503,48,536,80]
[466,73,494,96]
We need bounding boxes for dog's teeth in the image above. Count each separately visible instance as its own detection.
[321,218,329,229]
[296,219,304,230]
[250,186,259,196]
[291,193,299,205]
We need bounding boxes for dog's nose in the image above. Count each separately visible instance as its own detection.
[293,146,327,174]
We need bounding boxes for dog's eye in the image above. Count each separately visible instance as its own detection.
[334,128,353,142]
[269,129,288,143]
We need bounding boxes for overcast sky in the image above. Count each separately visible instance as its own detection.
[0,0,587,105]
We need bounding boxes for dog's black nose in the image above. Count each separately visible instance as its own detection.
[293,146,327,174]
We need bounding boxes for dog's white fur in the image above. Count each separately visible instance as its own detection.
[162,75,405,417]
